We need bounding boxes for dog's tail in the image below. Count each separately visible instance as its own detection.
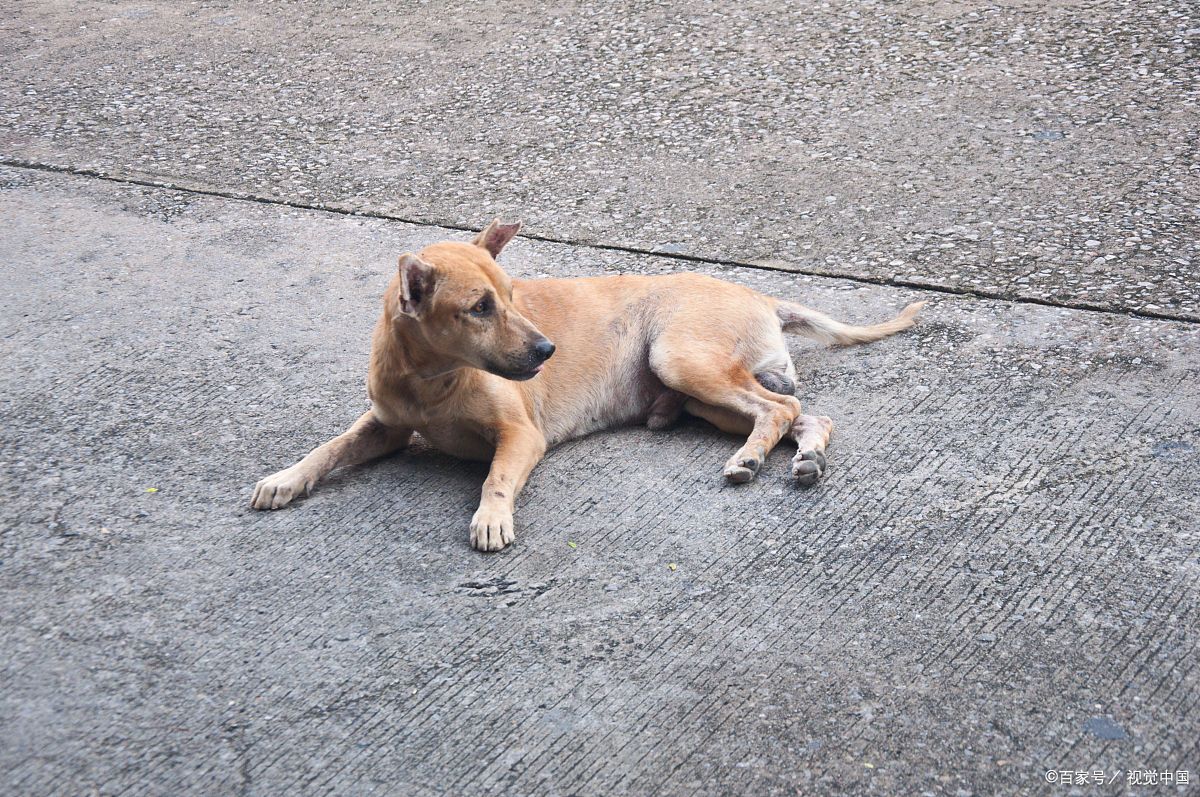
[775,299,927,346]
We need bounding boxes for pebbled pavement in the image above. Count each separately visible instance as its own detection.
[1,0,1197,318]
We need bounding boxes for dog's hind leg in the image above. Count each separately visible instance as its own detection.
[251,411,413,510]
[752,359,832,484]
[684,402,835,486]
[654,355,800,483]
[682,401,751,436]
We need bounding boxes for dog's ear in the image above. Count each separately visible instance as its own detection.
[472,219,522,259]
[397,253,438,317]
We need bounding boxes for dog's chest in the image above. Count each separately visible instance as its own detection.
[372,391,495,461]
[416,418,494,461]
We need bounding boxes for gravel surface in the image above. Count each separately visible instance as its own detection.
[2,0,1197,317]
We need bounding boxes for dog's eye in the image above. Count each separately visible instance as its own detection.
[469,297,492,317]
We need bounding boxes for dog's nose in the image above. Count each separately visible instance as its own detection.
[533,339,556,361]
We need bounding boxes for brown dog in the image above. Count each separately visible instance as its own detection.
[251,221,925,550]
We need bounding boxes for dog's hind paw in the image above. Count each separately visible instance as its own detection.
[251,466,313,510]
[792,449,827,487]
[724,451,763,484]
[470,505,516,552]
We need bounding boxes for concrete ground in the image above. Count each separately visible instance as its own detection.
[1,2,1197,796]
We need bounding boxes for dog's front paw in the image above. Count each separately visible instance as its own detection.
[251,466,313,510]
[470,505,515,552]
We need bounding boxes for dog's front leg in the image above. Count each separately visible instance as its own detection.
[251,410,413,510]
[470,423,546,552]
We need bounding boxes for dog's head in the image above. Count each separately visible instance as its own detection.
[390,220,554,380]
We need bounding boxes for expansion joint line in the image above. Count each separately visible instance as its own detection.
[2,158,1195,326]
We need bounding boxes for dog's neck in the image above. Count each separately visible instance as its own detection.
[373,310,468,386]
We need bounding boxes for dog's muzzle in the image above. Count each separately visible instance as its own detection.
[488,337,555,381]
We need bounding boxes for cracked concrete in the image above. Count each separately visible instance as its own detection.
[1,2,1199,796]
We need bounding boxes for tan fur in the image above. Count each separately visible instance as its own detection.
[776,299,926,345]
[252,221,926,551]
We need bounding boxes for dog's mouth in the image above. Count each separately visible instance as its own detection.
[486,362,545,381]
